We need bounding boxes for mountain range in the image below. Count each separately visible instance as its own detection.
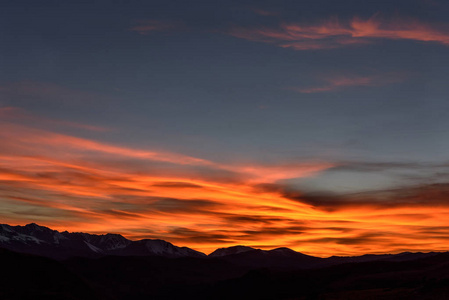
[0,223,442,268]
[0,223,204,260]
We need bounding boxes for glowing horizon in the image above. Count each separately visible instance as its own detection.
[1,113,448,257]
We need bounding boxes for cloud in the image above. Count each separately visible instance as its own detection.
[229,15,449,50]
[220,213,288,225]
[289,72,405,93]
[97,209,145,219]
[1,119,449,256]
[235,162,334,182]
[0,120,327,223]
[238,225,306,240]
[162,227,231,244]
[302,232,385,246]
[151,198,222,213]
[151,181,204,188]
[0,122,213,167]
[0,107,18,115]
[0,116,333,183]
[282,182,449,210]
[327,161,425,172]
[0,107,108,132]
[130,20,179,34]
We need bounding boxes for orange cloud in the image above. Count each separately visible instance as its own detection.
[1,117,448,257]
[229,15,449,50]
[237,163,334,182]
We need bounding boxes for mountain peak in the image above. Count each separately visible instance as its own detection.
[209,245,257,257]
[269,247,296,253]
[24,223,46,230]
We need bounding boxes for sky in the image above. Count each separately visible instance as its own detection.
[1,0,449,256]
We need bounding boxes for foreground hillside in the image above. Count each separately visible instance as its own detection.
[1,248,449,299]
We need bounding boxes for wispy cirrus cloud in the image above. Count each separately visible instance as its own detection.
[289,72,405,93]
[0,107,109,132]
[229,15,449,50]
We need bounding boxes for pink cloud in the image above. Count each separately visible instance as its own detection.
[0,107,18,115]
[289,72,406,93]
[229,15,449,50]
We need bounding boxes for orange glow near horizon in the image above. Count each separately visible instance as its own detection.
[0,117,448,257]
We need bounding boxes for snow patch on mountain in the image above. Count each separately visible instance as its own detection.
[98,234,130,250]
[53,232,68,244]
[12,233,43,244]
[0,236,10,242]
[0,225,12,232]
[84,241,103,253]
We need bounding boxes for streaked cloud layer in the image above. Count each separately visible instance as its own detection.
[229,15,449,50]
[1,112,448,256]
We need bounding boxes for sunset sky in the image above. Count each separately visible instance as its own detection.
[1,0,449,256]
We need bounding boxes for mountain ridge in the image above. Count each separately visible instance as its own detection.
[0,222,444,266]
[0,222,205,259]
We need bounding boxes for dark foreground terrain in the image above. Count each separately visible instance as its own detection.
[2,248,449,300]
[1,224,448,299]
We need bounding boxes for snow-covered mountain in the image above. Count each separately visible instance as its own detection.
[0,223,205,259]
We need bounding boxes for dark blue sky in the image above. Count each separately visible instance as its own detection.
[3,1,449,190]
